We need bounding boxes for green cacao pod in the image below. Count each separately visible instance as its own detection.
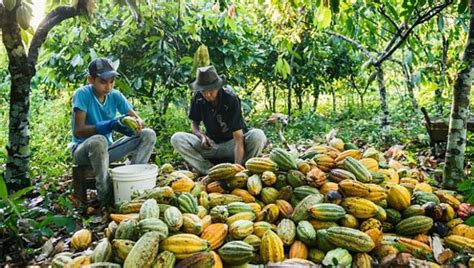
[218,241,254,265]
[138,218,169,239]
[270,148,298,171]
[343,157,372,183]
[164,206,183,231]
[308,203,346,221]
[177,192,199,214]
[210,205,229,223]
[276,219,296,245]
[296,220,316,246]
[123,231,161,268]
[325,226,375,253]
[16,4,32,30]
[151,250,175,268]
[3,0,16,11]
[291,194,324,222]
[91,238,113,263]
[139,199,160,220]
[395,215,433,236]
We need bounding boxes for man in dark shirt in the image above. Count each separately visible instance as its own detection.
[171,65,266,175]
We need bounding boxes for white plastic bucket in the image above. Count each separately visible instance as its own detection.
[111,164,158,204]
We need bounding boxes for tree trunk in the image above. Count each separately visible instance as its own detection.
[296,84,303,110]
[436,35,449,113]
[272,85,276,112]
[400,61,418,112]
[287,78,292,117]
[313,83,320,111]
[375,66,390,143]
[265,81,270,111]
[359,93,365,110]
[331,84,336,114]
[1,4,80,189]
[443,0,474,189]
[2,10,31,189]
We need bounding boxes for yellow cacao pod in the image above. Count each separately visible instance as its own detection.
[71,229,92,250]
[171,176,195,193]
[260,230,284,263]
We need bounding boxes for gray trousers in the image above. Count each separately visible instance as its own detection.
[72,128,156,206]
[171,129,267,175]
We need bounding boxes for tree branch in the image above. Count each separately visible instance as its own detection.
[348,74,362,95]
[413,33,432,59]
[378,5,401,33]
[375,1,452,65]
[389,58,410,80]
[361,15,397,37]
[28,6,80,74]
[325,30,376,61]
[0,4,4,25]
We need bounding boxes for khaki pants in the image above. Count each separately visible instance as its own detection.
[171,129,267,175]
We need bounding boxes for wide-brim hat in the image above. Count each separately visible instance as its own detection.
[190,65,226,91]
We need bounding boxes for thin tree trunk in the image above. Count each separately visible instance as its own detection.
[331,84,336,114]
[272,85,276,113]
[161,90,172,116]
[375,66,390,143]
[149,75,157,97]
[400,61,418,112]
[443,0,474,188]
[313,83,320,111]
[436,35,449,113]
[287,74,294,118]
[287,82,291,116]
[296,84,303,110]
[359,94,364,110]
[265,81,270,111]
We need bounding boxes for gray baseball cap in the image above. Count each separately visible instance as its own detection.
[88,58,119,80]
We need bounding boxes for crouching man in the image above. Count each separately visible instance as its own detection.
[171,65,266,175]
[71,58,156,208]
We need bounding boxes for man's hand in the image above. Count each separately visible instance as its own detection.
[136,117,144,132]
[121,116,141,134]
[200,135,214,150]
[458,203,474,219]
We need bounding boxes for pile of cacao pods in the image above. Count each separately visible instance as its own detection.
[51,137,474,267]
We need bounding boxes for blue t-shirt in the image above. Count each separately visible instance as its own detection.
[71,85,132,145]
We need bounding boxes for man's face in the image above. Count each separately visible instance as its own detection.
[201,89,219,102]
[88,76,115,96]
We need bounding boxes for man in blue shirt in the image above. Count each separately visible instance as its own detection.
[71,58,156,208]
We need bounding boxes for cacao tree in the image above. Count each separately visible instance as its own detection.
[443,0,473,188]
[0,0,140,189]
[327,1,452,143]
[390,57,418,112]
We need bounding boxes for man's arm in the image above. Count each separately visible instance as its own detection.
[192,121,213,149]
[74,109,97,138]
[191,121,204,139]
[233,129,244,165]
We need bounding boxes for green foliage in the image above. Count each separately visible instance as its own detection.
[458,179,474,204]
[0,174,77,261]
[1,0,474,264]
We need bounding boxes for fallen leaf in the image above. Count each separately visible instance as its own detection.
[27,196,44,209]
